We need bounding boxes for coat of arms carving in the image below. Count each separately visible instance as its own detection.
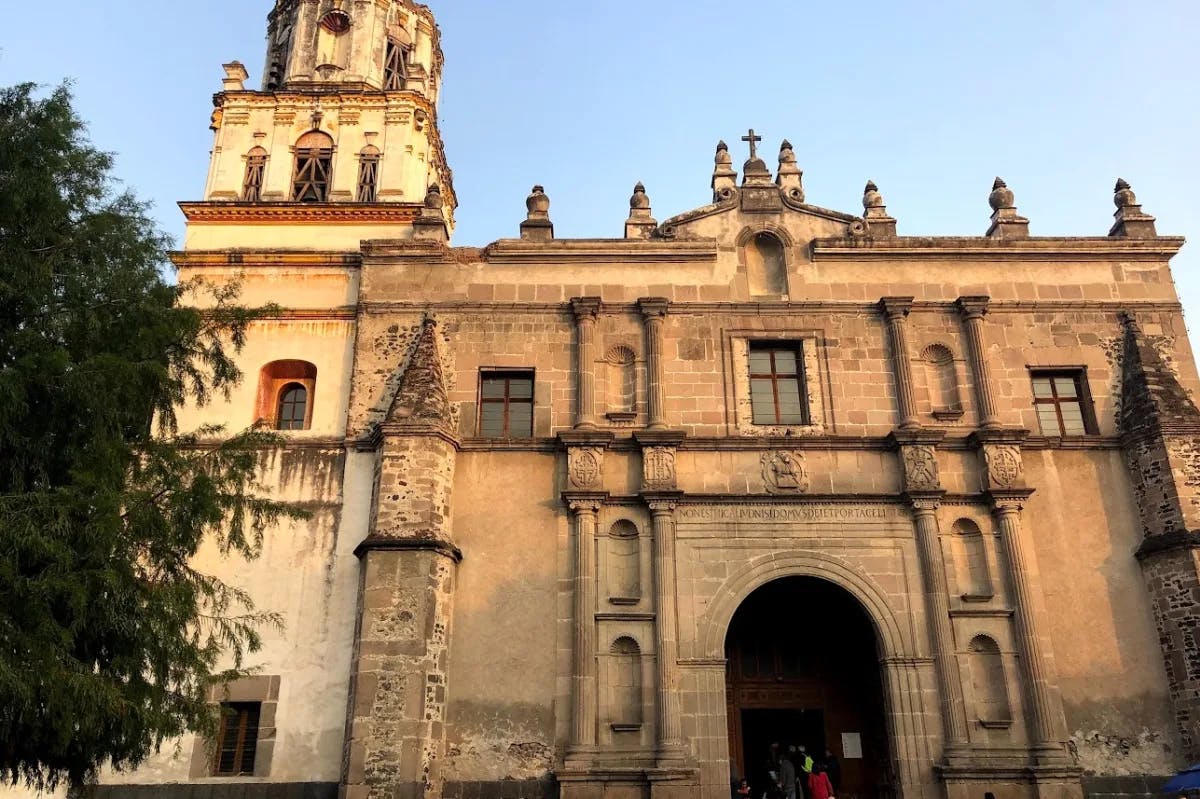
[761,450,810,494]
[569,448,603,489]
[984,446,1022,488]
[902,446,940,491]
[643,447,676,490]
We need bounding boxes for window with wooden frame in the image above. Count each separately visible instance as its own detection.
[383,39,407,91]
[256,360,317,431]
[291,131,334,202]
[241,147,268,202]
[212,702,261,777]
[478,370,534,438]
[748,343,808,425]
[276,383,309,431]
[1031,370,1096,436]
[357,145,381,202]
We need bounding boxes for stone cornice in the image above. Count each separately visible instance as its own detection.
[447,434,1127,453]
[1135,530,1200,560]
[812,235,1185,261]
[353,536,463,562]
[480,238,718,264]
[170,250,362,269]
[179,202,423,225]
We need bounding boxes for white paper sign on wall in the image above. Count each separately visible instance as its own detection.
[841,732,862,760]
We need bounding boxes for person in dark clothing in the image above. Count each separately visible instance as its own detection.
[823,748,841,793]
[776,750,798,799]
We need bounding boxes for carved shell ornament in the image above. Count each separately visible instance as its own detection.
[320,9,352,33]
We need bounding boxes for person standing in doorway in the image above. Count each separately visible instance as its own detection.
[807,762,835,799]
[776,748,798,799]
[796,745,814,776]
[823,748,841,793]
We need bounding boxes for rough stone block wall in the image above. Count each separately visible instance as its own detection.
[344,549,457,799]
[372,435,456,541]
[1140,549,1200,760]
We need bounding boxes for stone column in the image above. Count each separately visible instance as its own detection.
[572,297,601,430]
[639,298,670,430]
[957,296,1001,429]
[647,495,687,762]
[880,297,920,430]
[566,495,602,758]
[907,494,971,754]
[990,492,1062,757]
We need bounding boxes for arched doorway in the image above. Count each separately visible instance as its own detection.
[725,577,891,799]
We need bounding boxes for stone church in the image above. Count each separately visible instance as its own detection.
[75,2,1200,799]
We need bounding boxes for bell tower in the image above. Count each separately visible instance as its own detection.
[183,0,455,251]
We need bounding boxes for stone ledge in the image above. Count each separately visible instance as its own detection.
[75,783,337,799]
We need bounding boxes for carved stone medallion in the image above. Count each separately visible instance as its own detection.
[569,447,603,490]
[761,451,810,494]
[902,446,940,491]
[984,446,1023,488]
[643,447,677,491]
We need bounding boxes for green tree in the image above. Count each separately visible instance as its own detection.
[0,83,304,791]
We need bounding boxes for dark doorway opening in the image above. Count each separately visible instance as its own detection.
[725,577,891,799]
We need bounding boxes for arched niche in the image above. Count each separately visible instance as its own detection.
[606,519,641,604]
[609,636,643,729]
[603,345,637,417]
[967,635,1012,724]
[920,343,963,420]
[743,230,788,297]
[951,519,993,601]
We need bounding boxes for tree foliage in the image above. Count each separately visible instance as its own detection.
[0,83,305,790]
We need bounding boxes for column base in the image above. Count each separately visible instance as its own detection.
[655,741,692,768]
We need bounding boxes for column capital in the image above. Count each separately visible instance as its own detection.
[638,296,671,320]
[643,491,684,515]
[987,488,1036,515]
[903,490,946,513]
[570,296,602,321]
[563,491,608,516]
[956,295,991,319]
[878,296,915,319]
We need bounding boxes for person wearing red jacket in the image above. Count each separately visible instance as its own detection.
[807,763,835,799]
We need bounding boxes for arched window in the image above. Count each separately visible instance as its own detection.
[292,131,334,202]
[256,360,318,431]
[921,343,962,418]
[952,519,993,600]
[383,38,408,91]
[968,636,1011,723]
[357,145,381,202]
[745,231,787,296]
[610,637,643,729]
[276,383,308,430]
[241,147,268,202]
[607,520,641,603]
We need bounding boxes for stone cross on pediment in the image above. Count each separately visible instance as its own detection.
[742,128,762,161]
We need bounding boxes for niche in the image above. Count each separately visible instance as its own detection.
[316,7,352,75]
[607,520,641,604]
[921,344,963,421]
[609,637,643,730]
[745,231,788,297]
[603,346,637,420]
[952,519,993,601]
[256,360,318,430]
[968,636,1012,725]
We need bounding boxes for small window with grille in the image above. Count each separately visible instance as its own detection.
[749,343,808,425]
[479,371,535,438]
[1031,370,1096,436]
[213,702,261,777]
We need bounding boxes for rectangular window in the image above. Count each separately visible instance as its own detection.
[1031,370,1095,436]
[749,343,808,425]
[479,371,535,438]
[213,702,261,777]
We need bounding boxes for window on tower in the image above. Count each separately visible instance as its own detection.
[384,39,407,91]
[292,131,334,202]
[357,145,381,202]
[241,147,268,202]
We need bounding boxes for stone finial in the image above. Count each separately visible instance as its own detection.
[1110,178,1157,238]
[413,183,449,241]
[520,185,554,241]
[712,140,737,200]
[222,62,249,92]
[775,139,804,201]
[986,177,1029,239]
[625,181,657,240]
[862,180,897,237]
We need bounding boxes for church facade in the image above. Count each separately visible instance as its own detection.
[79,3,1200,799]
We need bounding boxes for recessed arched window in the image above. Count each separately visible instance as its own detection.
[383,38,408,91]
[292,131,334,202]
[952,519,993,600]
[607,520,641,603]
[604,345,637,416]
[357,145,381,202]
[745,231,787,296]
[241,147,268,202]
[256,360,318,431]
[968,635,1012,724]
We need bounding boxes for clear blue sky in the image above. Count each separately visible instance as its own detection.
[3,1,1199,316]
